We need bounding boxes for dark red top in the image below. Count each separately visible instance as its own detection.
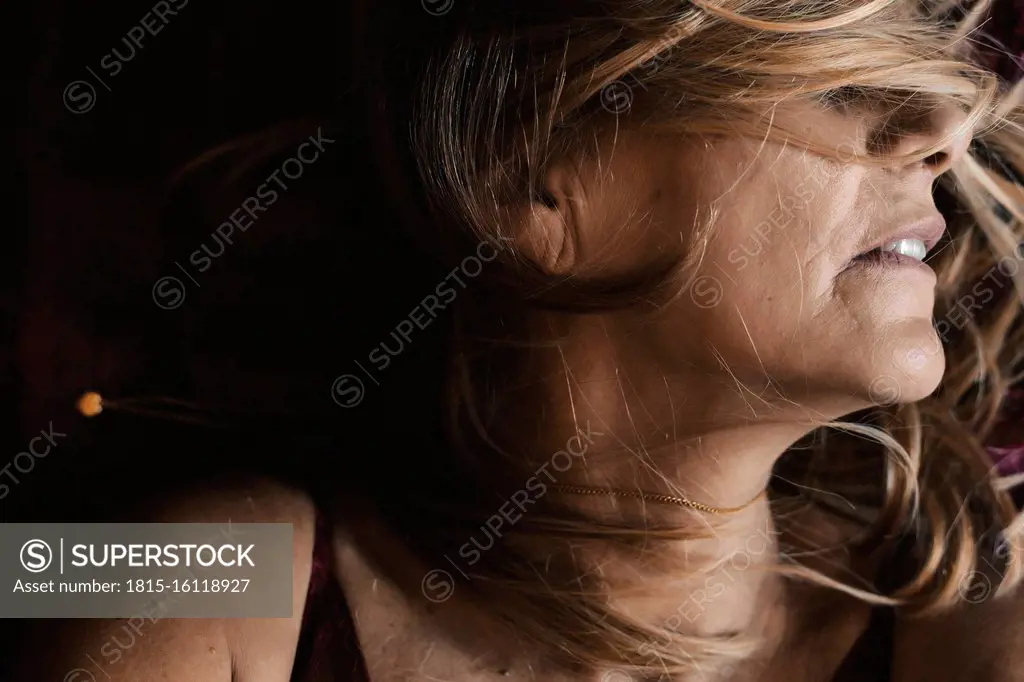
[289,512,369,682]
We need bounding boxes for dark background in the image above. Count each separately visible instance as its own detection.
[9,0,352,513]
[5,0,392,668]
[6,0,1023,675]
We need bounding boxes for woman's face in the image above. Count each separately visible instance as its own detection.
[556,99,970,417]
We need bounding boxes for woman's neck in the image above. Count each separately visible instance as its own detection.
[491,317,859,652]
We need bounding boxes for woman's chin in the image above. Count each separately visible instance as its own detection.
[862,334,946,406]
[804,327,946,412]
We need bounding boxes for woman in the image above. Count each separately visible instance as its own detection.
[20,0,1024,680]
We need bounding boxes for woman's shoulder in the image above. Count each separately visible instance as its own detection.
[148,475,318,531]
[13,476,320,682]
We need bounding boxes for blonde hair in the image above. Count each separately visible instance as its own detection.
[205,0,1024,678]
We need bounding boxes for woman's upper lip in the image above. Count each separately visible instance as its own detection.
[858,215,947,257]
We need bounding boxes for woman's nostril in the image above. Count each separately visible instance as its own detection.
[924,151,948,169]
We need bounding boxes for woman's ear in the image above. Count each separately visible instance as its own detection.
[509,165,580,276]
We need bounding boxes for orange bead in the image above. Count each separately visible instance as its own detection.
[77,391,103,417]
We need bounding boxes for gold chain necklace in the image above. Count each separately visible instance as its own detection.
[551,484,766,515]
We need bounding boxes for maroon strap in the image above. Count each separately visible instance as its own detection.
[290,511,370,682]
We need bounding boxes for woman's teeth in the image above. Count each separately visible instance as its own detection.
[881,238,927,261]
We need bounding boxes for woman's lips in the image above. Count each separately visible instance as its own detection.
[843,248,937,277]
[854,216,947,258]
